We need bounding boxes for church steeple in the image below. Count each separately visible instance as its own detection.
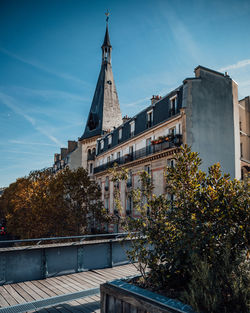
[79,13,122,141]
[102,12,112,64]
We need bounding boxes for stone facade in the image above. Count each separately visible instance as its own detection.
[52,22,249,233]
[239,96,250,179]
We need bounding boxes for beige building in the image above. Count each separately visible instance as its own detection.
[239,96,250,179]
[52,21,249,233]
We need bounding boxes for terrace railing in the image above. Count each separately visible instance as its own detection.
[94,134,182,174]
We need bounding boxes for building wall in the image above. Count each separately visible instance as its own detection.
[67,143,82,170]
[239,96,250,179]
[239,96,250,161]
[95,115,184,231]
[184,67,240,179]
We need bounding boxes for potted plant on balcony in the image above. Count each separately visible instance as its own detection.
[102,146,250,313]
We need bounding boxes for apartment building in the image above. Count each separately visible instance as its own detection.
[93,66,243,231]
[52,19,249,232]
[239,96,250,179]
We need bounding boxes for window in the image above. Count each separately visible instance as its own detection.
[100,140,104,151]
[240,143,243,158]
[126,195,133,215]
[129,146,134,156]
[104,198,109,213]
[239,121,242,131]
[108,135,112,148]
[118,128,122,142]
[169,126,176,137]
[89,163,93,174]
[117,151,121,161]
[146,138,151,155]
[169,96,177,116]
[144,165,151,174]
[127,170,132,187]
[147,110,153,128]
[107,156,110,163]
[167,159,175,168]
[130,121,135,137]
[105,176,109,191]
[144,165,151,184]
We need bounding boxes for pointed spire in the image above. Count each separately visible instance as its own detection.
[102,24,111,48]
[102,11,111,48]
[79,11,122,141]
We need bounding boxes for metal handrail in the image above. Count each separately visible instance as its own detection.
[0,232,132,245]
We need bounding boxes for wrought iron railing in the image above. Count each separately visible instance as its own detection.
[94,134,182,174]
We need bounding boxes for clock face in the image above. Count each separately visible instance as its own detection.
[107,80,112,85]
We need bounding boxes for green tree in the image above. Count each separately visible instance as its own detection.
[111,146,250,313]
[0,167,107,239]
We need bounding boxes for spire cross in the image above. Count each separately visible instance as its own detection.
[105,10,110,23]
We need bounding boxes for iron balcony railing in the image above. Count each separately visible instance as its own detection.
[94,134,182,174]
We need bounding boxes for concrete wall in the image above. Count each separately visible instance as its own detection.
[183,67,240,178]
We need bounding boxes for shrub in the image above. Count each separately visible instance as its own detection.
[111,146,250,312]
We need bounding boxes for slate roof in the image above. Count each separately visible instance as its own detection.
[102,24,111,48]
[79,23,122,141]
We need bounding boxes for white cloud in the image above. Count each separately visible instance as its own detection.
[0,92,64,147]
[9,140,58,147]
[0,47,89,87]
[219,59,250,72]
[123,96,150,108]
[159,5,200,61]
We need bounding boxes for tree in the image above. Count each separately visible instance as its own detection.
[111,146,250,313]
[0,167,107,239]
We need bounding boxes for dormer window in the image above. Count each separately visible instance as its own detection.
[100,140,104,151]
[118,128,122,142]
[169,95,177,116]
[130,121,135,137]
[147,110,153,128]
[108,135,112,148]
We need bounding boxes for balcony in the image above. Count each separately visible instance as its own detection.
[87,153,96,161]
[94,134,182,174]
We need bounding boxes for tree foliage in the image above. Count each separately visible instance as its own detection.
[0,167,107,239]
[111,146,250,313]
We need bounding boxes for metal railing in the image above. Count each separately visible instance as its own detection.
[0,232,131,246]
[94,134,182,174]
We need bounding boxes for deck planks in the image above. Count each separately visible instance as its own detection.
[0,263,139,312]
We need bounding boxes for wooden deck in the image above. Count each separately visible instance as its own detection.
[0,263,140,312]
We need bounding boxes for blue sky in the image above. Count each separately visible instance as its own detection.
[0,0,250,187]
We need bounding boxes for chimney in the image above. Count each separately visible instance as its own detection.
[68,140,77,153]
[54,153,60,163]
[151,95,161,105]
[60,148,68,160]
[122,115,131,124]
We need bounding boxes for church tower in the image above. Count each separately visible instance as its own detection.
[78,13,122,173]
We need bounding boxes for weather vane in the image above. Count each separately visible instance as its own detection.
[105,10,110,23]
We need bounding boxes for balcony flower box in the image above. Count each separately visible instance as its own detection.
[100,279,196,313]
[151,135,173,145]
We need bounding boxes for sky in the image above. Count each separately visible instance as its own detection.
[0,0,250,187]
